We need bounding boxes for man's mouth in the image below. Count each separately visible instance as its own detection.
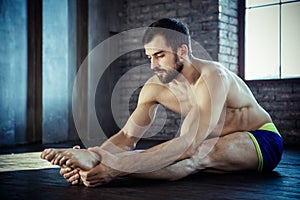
[154,69,166,75]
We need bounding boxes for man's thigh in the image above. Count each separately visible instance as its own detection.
[192,132,258,172]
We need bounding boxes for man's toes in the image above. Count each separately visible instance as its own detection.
[59,156,68,166]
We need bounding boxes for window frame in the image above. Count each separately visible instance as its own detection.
[238,0,300,81]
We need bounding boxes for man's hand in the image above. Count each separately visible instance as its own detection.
[79,164,121,187]
[60,167,81,185]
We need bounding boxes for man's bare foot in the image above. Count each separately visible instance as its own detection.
[41,148,101,171]
[41,148,66,162]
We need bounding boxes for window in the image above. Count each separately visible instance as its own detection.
[245,0,300,80]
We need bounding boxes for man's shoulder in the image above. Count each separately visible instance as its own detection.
[138,76,166,102]
[194,61,232,95]
[197,61,229,82]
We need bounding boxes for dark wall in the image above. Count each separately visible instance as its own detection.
[247,79,300,146]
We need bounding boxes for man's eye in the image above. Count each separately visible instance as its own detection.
[157,54,164,58]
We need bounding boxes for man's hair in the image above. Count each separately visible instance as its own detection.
[142,18,192,56]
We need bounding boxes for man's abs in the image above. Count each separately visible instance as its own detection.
[215,104,272,137]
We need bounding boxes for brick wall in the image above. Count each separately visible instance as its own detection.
[247,79,300,146]
[218,0,239,73]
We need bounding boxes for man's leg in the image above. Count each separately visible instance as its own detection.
[132,132,258,180]
[195,132,258,172]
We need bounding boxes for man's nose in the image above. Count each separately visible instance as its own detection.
[150,58,159,70]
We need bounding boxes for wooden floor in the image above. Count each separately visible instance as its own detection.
[0,144,299,200]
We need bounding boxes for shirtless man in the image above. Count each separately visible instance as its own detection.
[41,18,283,187]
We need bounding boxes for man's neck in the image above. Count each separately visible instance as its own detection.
[180,56,201,85]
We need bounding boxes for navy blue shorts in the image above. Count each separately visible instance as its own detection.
[247,123,283,172]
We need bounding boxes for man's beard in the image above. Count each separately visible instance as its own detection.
[154,55,184,84]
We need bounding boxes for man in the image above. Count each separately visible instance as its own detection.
[41,18,283,187]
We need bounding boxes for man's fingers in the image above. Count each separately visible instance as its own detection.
[67,173,80,183]
[63,171,75,179]
[60,167,71,175]
[79,170,97,181]
[83,180,103,187]
[71,179,79,185]
[59,156,69,166]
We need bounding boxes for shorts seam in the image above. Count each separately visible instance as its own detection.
[247,131,263,172]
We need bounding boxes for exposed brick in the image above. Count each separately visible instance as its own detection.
[276,93,300,101]
[228,32,238,41]
[177,1,190,8]
[229,16,238,25]
[293,83,300,93]
[248,86,258,94]
[152,4,164,11]
[219,13,229,23]
[254,93,276,102]
[260,102,288,111]
[220,29,228,39]
[191,0,202,8]
[226,24,237,33]
[219,39,238,48]
[177,9,191,17]
[219,45,231,54]
[258,86,293,94]
[164,10,176,18]
[229,63,238,72]
[228,55,237,63]
[218,54,230,63]
[220,8,237,17]
[231,48,238,56]
[297,121,300,128]
[141,6,150,13]
[273,119,296,129]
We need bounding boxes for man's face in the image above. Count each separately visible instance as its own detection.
[144,35,183,84]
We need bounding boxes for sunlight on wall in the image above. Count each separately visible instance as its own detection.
[0,0,27,145]
[42,0,69,143]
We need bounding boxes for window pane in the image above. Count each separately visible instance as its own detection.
[245,6,280,80]
[281,0,299,2]
[246,0,279,8]
[281,2,300,78]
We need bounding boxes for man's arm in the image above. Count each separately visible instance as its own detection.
[90,69,229,174]
[130,157,197,181]
[97,83,159,153]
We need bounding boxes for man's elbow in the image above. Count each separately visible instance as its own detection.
[178,145,196,161]
[122,131,139,150]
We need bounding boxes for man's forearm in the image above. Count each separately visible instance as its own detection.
[98,130,139,153]
[130,158,197,181]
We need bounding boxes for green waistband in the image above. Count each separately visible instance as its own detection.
[258,122,281,137]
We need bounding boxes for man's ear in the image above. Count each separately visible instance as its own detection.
[177,44,189,59]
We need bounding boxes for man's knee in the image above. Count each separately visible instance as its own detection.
[190,141,218,170]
